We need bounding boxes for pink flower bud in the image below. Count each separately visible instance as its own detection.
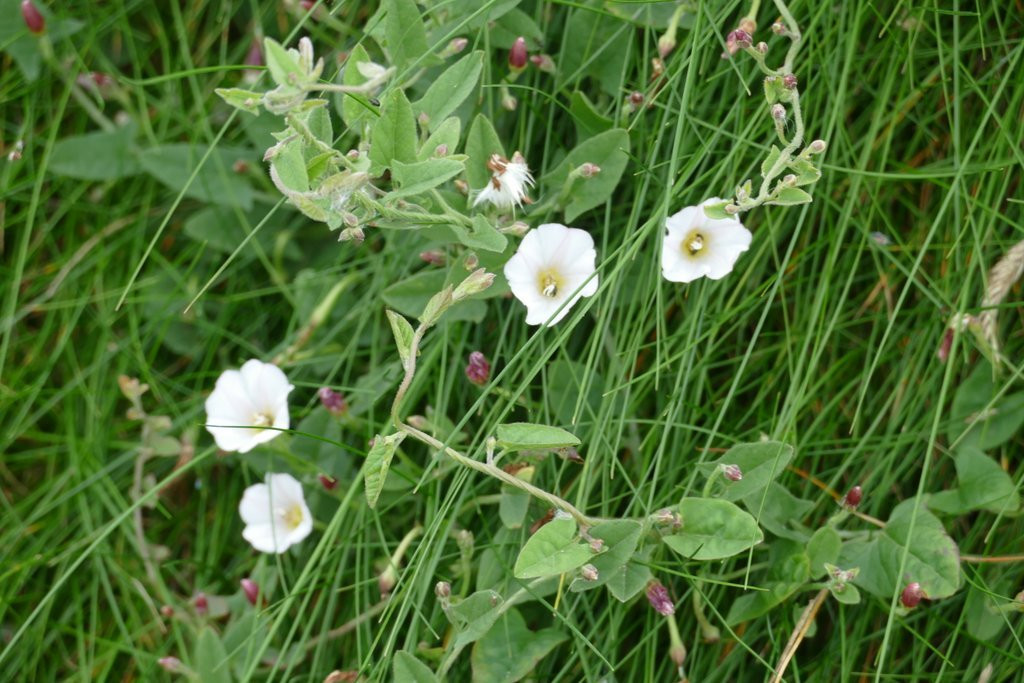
[158,656,183,673]
[194,592,208,614]
[756,41,768,53]
[319,473,338,490]
[842,485,862,509]
[160,604,174,618]
[646,581,675,616]
[434,143,448,157]
[579,162,601,178]
[465,352,490,386]
[529,54,556,73]
[937,327,954,363]
[448,37,468,54]
[771,21,787,35]
[808,139,827,154]
[901,582,924,608]
[21,0,45,34]
[783,73,798,89]
[509,36,528,70]
[419,249,446,266]
[240,578,259,606]
[722,464,743,481]
[771,103,786,120]
[629,91,644,107]
[245,41,263,68]
[729,29,752,49]
[580,564,599,581]
[435,581,451,599]
[318,387,348,416]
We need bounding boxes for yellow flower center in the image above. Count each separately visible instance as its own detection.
[281,503,304,530]
[251,411,273,428]
[683,229,705,256]
[538,269,564,298]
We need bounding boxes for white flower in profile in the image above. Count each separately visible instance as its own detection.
[503,223,599,326]
[661,198,752,283]
[238,473,313,554]
[205,359,293,454]
[473,152,534,210]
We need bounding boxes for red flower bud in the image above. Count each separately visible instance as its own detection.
[318,387,348,416]
[240,578,259,606]
[465,351,490,386]
[783,73,798,89]
[901,582,924,608]
[722,464,743,481]
[193,592,208,614]
[842,485,862,509]
[21,0,45,34]
[509,37,528,70]
[319,473,338,490]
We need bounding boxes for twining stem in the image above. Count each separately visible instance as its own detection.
[770,588,828,683]
[772,0,803,73]
[401,422,598,527]
[389,315,598,527]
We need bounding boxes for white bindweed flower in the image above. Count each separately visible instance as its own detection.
[661,198,752,283]
[238,473,313,554]
[473,152,534,210]
[205,359,293,454]
[503,223,598,326]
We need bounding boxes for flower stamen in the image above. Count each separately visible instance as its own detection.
[686,230,705,255]
[539,271,561,298]
[282,504,304,530]
[252,411,273,428]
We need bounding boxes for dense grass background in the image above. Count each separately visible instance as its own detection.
[2,0,1023,680]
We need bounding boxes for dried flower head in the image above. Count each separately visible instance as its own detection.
[473,152,534,210]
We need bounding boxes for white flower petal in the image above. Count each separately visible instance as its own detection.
[242,522,290,554]
[239,483,272,526]
[265,473,304,506]
[205,360,292,453]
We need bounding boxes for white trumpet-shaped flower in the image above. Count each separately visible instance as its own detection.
[503,223,599,326]
[473,152,534,210]
[238,473,313,554]
[205,359,293,454]
[661,198,752,283]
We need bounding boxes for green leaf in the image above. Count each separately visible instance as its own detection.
[605,548,653,602]
[448,590,504,650]
[830,582,861,605]
[271,138,309,192]
[370,88,418,173]
[470,608,567,683]
[542,128,630,223]
[788,157,821,186]
[465,114,505,190]
[363,432,406,508]
[760,145,781,178]
[928,445,1020,515]
[393,650,437,683]
[806,526,842,579]
[49,126,140,181]
[381,270,487,323]
[193,628,233,683]
[263,38,303,89]
[384,0,430,73]
[839,497,962,600]
[740,482,814,542]
[337,45,378,132]
[450,215,508,253]
[702,202,731,220]
[949,361,1024,449]
[569,520,642,592]
[495,423,580,451]
[663,498,764,561]
[390,158,465,200]
[419,117,462,161]
[385,310,415,364]
[726,540,809,624]
[513,515,595,579]
[499,466,534,529]
[766,187,813,206]
[306,105,333,146]
[292,407,351,481]
[414,51,483,131]
[557,9,628,95]
[712,441,794,502]
[569,91,613,139]
[965,578,1013,641]
[138,144,254,209]
[215,87,263,115]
